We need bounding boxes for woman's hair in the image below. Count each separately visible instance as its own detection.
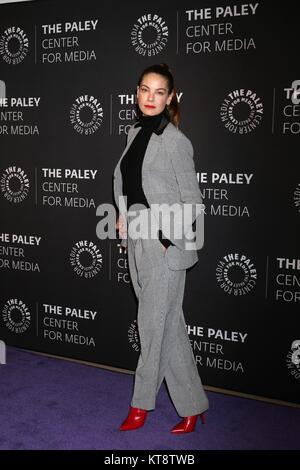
[136,63,179,127]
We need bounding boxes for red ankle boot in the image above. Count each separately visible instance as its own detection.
[170,413,205,434]
[119,406,147,431]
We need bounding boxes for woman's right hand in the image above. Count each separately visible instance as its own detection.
[115,214,127,240]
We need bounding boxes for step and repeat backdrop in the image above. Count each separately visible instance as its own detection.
[0,0,299,405]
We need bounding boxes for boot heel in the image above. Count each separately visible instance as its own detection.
[170,412,206,434]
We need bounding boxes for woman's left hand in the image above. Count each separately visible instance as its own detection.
[116,214,127,240]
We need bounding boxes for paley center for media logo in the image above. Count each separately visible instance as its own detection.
[286,340,300,382]
[70,240,103,278]
[220,88,263,134]
[216,253,257,295]
[70,95,104,135]
[0,166,30,203]
[2,299,31,334]
[131,13,168,56]
[128,320,140,352]
[293,182,300,213]
[0,26,29,64]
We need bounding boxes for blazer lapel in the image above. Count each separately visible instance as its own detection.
[114,118,171,180]
[142,133,161,169]
[113,126,141,178]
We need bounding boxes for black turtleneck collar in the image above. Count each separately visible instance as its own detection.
[135,107,170,134]
[137,109,164,130]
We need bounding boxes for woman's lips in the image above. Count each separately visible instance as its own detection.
[145,105,156,108]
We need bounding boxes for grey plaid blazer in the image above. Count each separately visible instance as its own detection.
[113,116,204,270]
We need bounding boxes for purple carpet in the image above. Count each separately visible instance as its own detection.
[0,346,299,450]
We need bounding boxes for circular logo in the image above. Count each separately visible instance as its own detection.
[0,166,30,203]
[131,13,168,56]
[70,95,104,135]
[216,253,257,295]
[293,183,300,213]
[2,299,31,333]
[286,340,300,382]
[0,26,29,65]
[128,320,140,352]
[220,89,263,134]
[70,240,103,278]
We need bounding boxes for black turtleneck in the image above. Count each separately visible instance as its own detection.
[120,110,174,249]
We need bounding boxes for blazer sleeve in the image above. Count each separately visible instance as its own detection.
[114,126,135,249]
[159,132,204,251]
[170,133,202,204]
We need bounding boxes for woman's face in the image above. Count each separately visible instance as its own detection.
[136,73,173,116]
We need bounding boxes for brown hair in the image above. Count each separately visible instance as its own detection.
[136,63,180,127]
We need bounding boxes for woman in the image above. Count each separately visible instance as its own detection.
[113,63,208,434]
